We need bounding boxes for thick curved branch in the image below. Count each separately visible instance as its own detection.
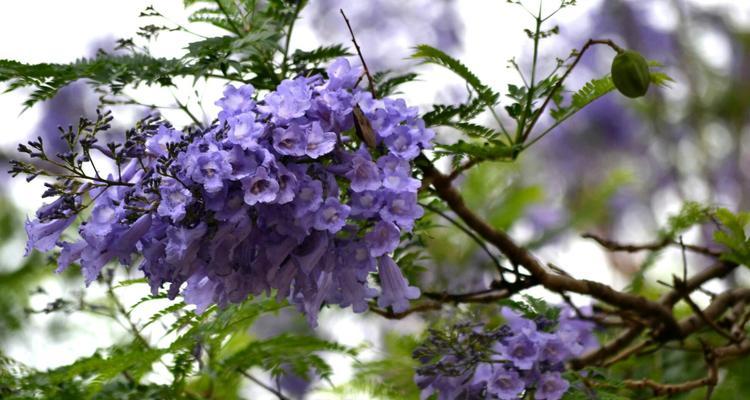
[420,159,681,338]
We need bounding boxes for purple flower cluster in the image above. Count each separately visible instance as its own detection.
[23,58,433,326]
[414,307,598,400]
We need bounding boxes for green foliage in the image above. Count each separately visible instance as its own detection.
[373,70,419,97]
[422,98,485,127]
[551,75,615,122]
[0,0,313,109]
[500,295,561,326]
[0,56,190,109]
[713,208,750,266]
[333,333,421,399]
[290,44,351,75]
[661,201,713,239]
[411,45,499,109]
[219,333,356,381]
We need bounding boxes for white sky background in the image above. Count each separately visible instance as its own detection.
[1,1,749,399]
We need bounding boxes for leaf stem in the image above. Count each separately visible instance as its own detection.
[280,0,304,79]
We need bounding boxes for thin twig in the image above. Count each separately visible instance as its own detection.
[582,232,721,258]
[340,9,377,98]
[521,39,622,145]
[421,202,512,276]
[239,370,290,400]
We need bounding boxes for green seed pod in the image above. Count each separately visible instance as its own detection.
[611,50,651,98]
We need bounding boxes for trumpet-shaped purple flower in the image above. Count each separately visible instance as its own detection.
[294,178,324,217]
[384,125,422,160]
[24,213,75,255]
[324,58,362,91]
[20,57,431,328]
[242,167,279,205]
[304,122,336,159]
[376,255,419,313]
[487,366,526,400]
[500,333,540,370]
[365,220,400,257]
[216,84,255,121]
[262,78,312,120]
[228,112,265,150]
[146,125,182,157]
[273,123,307,156]
[535,372,569,400]
[184,149,232,194]
[346,150,381,192]
[157,178,193,222]
[349,190,383,218]
[313,197,350,233]
[380,191,423,230]
[377,154,419,192]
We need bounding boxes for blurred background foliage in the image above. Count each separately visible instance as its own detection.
[1,0,749,399]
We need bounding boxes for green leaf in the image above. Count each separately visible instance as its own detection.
[660,201,713,239]
[551,75,615,122]
[0,55,191,109]
[292,45,351,68]
[422,98,485,126]
[373,71,419,97]
[411,45,499,108]
[445,122,502,140]
[713,208,750,265]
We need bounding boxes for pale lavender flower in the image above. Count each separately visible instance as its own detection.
[262,78,312,120]
[216,84,255,121]
[377,154,419,192]
[313,197,350,233]
[157,178,193,222]
[346,149,381,192]
[376,255,419,312]
[380,191,423,230]
[273,123,307,156]
[305,121,336,159]
[535,372,569,400]
[242,167,279,205]
[487,366,526,400]
[228,112,265,149]
[365,220,400,257]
